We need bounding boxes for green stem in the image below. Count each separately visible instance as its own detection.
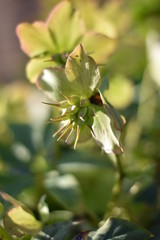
[106,154,125,216]
[114,154,125,196]
[116,154,124,184]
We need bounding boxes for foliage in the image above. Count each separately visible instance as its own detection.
[0,0,160,239]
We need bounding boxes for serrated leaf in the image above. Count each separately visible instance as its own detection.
[4,206,41,237]
[88,217,152,240]
[0,226,12,240]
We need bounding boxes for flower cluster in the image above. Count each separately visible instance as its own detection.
[37,44,124,154]
[17,1,125,154]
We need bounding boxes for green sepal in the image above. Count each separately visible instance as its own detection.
[99,91,125,132]
[65,44,101,98]
[92,107,123,154]
[37,67,74,102]
[26,56,56,83]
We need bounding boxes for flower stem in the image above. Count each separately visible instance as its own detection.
[116,154,124,185]
[114,154,125,196]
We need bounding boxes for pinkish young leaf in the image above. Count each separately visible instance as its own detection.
[16,22,55,57]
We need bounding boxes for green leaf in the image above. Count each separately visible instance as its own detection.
[1,194,41,238]
[0,226,12,240]
[82,32,117,64]
[103,75,134,109]
[46,1,84,52]
[92,109,123,154]
[37,67,73,101]
[32,221,74,240]
[16,22,55,57]
[44,171,82,210]
[3,206,41,237]
[58,151,116,213]
[88,217,152,240]
[26,56,56,83]
[65,44,101,98]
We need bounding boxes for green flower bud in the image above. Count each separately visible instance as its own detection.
[78,107,88,122]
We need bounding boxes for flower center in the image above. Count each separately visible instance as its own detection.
[50,96,95,148]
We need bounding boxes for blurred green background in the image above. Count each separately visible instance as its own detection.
[0,0,160,237]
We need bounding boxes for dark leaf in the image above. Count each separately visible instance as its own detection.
[88,217,152,240]
[32,221,74,240]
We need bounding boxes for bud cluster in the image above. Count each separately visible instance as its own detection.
[46,95,95,149]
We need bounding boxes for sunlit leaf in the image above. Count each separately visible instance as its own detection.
[82,33,117,64]
[46,1,84,52]
[107,40,146,77]
[96,0,131,37]
[16,22,55,57]
[4,205,41,237]
[0,192,41,237]
[104,75,134,109]
[88,217,152,240]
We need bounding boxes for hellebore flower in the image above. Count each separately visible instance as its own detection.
[16,1,116,83]
[37,44,124,154]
